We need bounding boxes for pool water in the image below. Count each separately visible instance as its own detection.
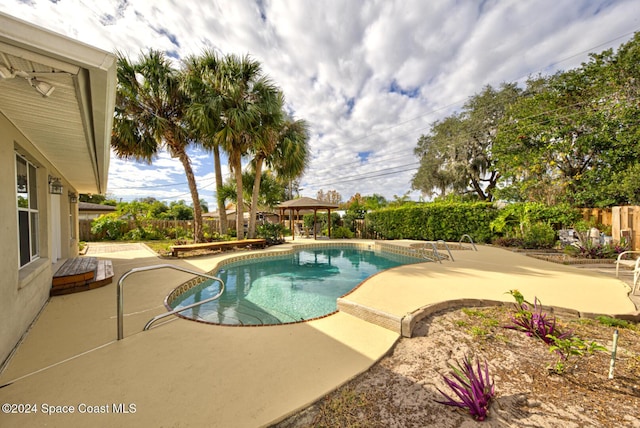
[169,247,421,325]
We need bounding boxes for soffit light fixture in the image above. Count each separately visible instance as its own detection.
[1,66,55,97]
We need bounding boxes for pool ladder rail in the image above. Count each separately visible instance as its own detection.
[459,234,478,251]
[418,235,477,263]
[117,264,224,340]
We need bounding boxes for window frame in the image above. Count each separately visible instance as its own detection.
[16,153,40,268]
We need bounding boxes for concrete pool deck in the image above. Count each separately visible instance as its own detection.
[0,240,638,427]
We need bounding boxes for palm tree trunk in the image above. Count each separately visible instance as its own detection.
[213,145,228,234]
[248,156,264,239]
[232,151,245,240]
[178,151,204,243]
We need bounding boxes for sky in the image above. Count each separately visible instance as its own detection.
[1,0,639,210]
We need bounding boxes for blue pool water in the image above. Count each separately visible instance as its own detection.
[169,247,421,325]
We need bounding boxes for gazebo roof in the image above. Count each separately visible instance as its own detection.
[277,197,339,210]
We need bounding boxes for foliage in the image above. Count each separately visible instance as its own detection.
[256,222,286,245]
[164,226,191,240]
[493,33,640,207]
[563,241,629,259]
[112,49,205,242]
[317,189,342,204]
[79,193,117,205]
[434,355,495,421]
[332,226,354,239]
[491,236,524,248]
[220,170,289,213]
[522,222,557,249]
[504,291,571,345]
[90,214,127,240]
[410,32,640,207]
[490,203,580,236]
[563,220,628,258]
[413,83,520,201]
[595,316,634,329]
[160,200,194,220]
[489,203,582,249]
[124,225,165,241]
[303,212,341,234]
[546,335,607,374]
[365,202,497,242]
[505,290,607,374]
[345,193,388,211]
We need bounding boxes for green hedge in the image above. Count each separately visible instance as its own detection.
[365,202,498,243]
[365,202,583,245]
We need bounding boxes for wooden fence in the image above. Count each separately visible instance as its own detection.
[581,206,640,250]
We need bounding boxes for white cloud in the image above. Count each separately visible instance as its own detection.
[1,0,638,205]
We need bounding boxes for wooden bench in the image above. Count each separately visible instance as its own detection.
[170,239,267,257]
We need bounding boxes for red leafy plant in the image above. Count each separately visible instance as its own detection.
[504,290,573,345]
[435,355,495,421]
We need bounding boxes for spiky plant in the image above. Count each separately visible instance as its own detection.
[505,291,573,345]
[435,355,495,421]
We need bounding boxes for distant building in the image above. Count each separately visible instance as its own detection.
[79,202,117,220]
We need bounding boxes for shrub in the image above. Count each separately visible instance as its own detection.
[332,226,354,239]
[522,222,557,249]
[490,203,580,238]
[366,202,497,242]
[164,226,190,240]
[90,214,127,240]
[256,222,286,245]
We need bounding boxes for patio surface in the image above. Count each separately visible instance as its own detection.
[0,240,637,427]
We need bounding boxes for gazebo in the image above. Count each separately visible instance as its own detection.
[277,197,339,240]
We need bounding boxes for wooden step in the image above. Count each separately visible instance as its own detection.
[52,257,97,286]
[51,258,114,296]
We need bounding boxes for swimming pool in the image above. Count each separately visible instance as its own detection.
[168,246,422,326]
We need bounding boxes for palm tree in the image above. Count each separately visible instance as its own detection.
[181,51,229,234]
[247,113,310,238]
[111,49,205,242]
[246,87,284,238]
[215,54,269,239]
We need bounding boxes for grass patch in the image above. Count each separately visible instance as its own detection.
[469,326,490,338]
[596,316,635,330]
[314,386,370,427]
[143,240,174,255]
[462,308,487,318]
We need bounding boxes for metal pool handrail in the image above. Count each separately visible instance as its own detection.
[435,239,455,262]
[143,289,224,332]
[459,234,477,251]
[117,264,224,340]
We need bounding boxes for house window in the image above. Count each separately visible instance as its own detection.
[16,154,39,267]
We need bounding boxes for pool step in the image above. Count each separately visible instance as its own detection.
[51,257,113,296]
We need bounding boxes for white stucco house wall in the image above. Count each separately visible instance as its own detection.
[0,12,116,366]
